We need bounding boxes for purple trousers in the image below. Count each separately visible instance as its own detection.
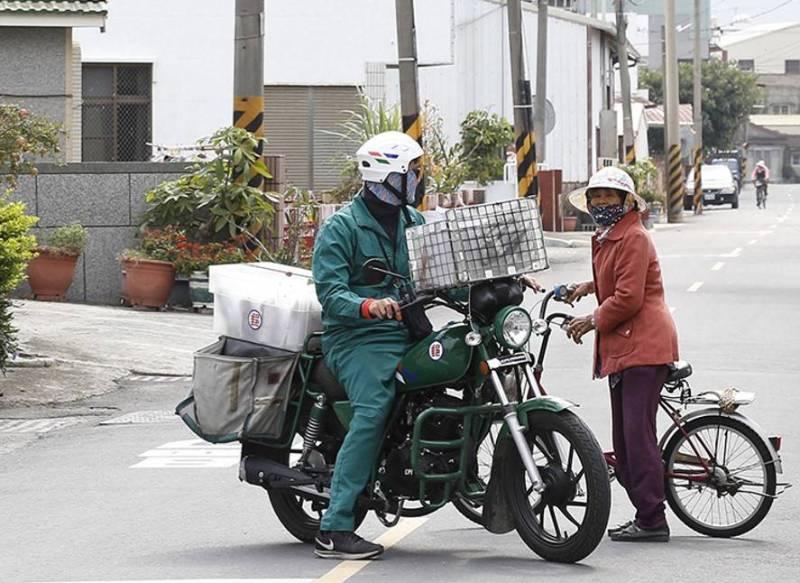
[609,365,669,529]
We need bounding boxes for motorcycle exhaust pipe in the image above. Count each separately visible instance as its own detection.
[240,456,317,489]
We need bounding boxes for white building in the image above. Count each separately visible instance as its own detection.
[718,23,800,74]
[73,0,618,189]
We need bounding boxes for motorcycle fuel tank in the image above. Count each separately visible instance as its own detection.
[395,323,473,392]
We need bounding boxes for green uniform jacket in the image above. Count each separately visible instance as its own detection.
[312,193,424,352]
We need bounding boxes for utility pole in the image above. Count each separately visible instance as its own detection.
[395,0,422,148]
[507,0,538,198]
[616,0,635,164]
[233,0,265,188]
[692,0,703,214]
[535,0,548,164]
[664,0,683,222]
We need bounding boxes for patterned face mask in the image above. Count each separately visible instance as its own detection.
[367,170,421,206]
[589,203,627,227]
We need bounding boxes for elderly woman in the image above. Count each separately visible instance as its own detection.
[564,166,679,543]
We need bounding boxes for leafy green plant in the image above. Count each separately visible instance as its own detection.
[0,104,61,189]
[621,159,662,204]
[460,110,514,185]
[422,101,468,195]
[258,187,319,268]
[324,92,402,202]
[0,194,39,371]
[39,223,88,255]
[142,126,274,241]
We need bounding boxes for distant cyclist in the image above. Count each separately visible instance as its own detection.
[751,161,770,209]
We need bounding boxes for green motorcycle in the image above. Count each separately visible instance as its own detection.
[240,263,611,563]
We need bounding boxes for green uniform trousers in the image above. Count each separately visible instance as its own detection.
[319,328,408,531]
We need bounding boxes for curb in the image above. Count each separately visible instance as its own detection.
[544,236,591,248]
[8,353,56,368]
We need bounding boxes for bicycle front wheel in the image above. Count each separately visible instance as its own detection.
[663,416,777,538]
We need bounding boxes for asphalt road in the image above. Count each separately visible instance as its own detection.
[1,184,798,583]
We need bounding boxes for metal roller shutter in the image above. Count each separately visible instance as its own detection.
[263,85,360,192]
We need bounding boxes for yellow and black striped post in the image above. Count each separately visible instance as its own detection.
[692,146,703,215]
[625,144,636,165]
[233,95,265,187]
[515,128,538,198]
[667,144,684,222]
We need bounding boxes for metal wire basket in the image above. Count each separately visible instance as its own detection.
[407,198,549,292]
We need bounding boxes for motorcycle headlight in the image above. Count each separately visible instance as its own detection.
[494,306,532,349]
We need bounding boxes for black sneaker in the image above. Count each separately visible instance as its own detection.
[314,530,384,560]
[607,519,634,536]
[609,522,670,543]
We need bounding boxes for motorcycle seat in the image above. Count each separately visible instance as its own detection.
[666,361,692,383]
[310,359,349,402]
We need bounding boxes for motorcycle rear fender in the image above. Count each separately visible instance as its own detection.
[658,409,783,474]
[483,397,577,534]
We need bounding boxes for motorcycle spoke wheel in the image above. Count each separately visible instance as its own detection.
[504,410,610,563]
[664,416,777,538]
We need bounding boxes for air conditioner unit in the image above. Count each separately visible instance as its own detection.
[597,157,618,170]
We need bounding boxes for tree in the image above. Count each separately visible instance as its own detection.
[639,60,761,152]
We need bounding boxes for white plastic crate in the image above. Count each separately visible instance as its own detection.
[209,262,322,351]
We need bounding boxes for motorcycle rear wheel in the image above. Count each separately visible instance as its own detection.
[503,410,610,563]
[663,416,776,538]
[265,441,367,543]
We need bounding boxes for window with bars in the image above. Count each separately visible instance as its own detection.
[82,63,152,162]
[737,59,754,72]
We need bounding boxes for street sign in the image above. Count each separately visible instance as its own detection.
[532,97,556,135]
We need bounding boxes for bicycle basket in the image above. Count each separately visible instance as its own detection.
[406,198,549,292]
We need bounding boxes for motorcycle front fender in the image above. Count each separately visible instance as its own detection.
[658,409,783,474]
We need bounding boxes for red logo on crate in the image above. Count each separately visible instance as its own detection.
[247,309,263,330]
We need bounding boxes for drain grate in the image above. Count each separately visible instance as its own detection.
[100,410,177,425]
[0,417,84,434]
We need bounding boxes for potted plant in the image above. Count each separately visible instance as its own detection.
[119,227,182,309]
[173,239,244,310]
[459,109,515,202]
[621,160,663,229]
[27,223,88,301]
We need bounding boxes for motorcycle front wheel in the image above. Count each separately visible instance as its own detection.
[663,416,777,538]
[502,410,610,563]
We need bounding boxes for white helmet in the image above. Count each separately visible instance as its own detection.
[568,166,646,213]
[356,131,423,183]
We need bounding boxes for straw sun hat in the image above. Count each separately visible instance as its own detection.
[567,166,647,214]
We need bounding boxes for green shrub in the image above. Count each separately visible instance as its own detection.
[40,223,88,255]
[460,110,514,185]
[0,193,39,371]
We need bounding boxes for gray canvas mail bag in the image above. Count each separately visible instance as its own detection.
[176,337,300,443]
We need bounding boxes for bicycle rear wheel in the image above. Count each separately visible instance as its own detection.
[663,416,776,537]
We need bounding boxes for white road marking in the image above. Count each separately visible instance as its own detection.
[747,239,758,246]
[131,439,239,469]
[721,247,742,258]
[0,417,83,434]
[711,262,725,271]
[100,411,176,425]
[687,282,704,293]
[316,517,429,583]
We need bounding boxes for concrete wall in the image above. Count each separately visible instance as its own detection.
[8,163,190,305]
[0,27,69,151]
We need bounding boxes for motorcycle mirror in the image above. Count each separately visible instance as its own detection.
[361,258,407,285]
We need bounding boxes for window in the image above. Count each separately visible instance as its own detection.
[737,59,754,72]
[786,60,800,74]
[772,104,791,114]
[82,63,152,161]
[792,152,800,166]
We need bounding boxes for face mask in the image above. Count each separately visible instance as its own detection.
[589,203,627,227]
[367,170,422,207]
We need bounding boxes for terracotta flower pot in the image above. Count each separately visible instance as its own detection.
[562,216,578,232]
[27,248,80,301]
[120,258,176,308]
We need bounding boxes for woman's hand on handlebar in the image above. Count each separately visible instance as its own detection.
[564,281,594,303]
[366,298,403,321]
[566,314,595,344]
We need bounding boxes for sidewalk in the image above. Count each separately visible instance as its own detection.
[0,301,218,409]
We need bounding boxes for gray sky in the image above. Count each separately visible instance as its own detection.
[712,0,800,27]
